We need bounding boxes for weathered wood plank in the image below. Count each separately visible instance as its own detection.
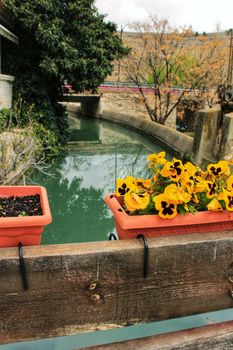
[80,321,233,349]
[0,232,233,344]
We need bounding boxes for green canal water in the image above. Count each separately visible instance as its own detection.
[32,116,167,245]
[1,116,233,349]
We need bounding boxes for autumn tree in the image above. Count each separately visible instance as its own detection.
[122,17,228,124]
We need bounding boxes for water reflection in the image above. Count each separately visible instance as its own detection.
[36,171,113,244]
[69,116,101,143]
[32,116,170,244]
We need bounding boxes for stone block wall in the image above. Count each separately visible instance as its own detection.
[192,107,233,165]
[220,112,233,161]
[192,107,222,164]
[0,129,37,184]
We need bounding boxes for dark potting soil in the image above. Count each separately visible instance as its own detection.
[0,194,43,217]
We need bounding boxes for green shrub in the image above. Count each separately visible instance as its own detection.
[2,0,129,148]
[0,108,11,130]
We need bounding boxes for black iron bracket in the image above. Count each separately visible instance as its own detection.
[137,234,149,279]
[18,242,28,291]
[109,233,118,240]
[108,232,148,278]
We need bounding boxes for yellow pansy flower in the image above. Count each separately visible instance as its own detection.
[227,175,233,192]
[219,160,231,176]
[164,184,191,204]
[153,194,177,219]
[184,162,196,177]
[207,198,222,211]
[207,161,230,177]
[222,189,233,211]
[181,177,194,195]
[195,167,208,179]
[193,177,208,193]
[218,192,224,200]
[115,151,233,219]
[147,151,166,168]
[135,178,151,190]
[126,176,136,184]
[124,191,150,212]
[116,177,135,196]
[206,181,218,199]
[160,158,184,182]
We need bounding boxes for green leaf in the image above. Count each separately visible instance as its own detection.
[18,211,28,217]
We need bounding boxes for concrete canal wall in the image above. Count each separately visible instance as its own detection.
[65,101,193,159]
[65,97,233,165]
[100,110,193,159]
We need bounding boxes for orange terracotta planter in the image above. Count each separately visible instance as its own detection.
[105,194,233,239]
[0,186,52,247]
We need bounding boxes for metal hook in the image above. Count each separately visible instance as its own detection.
[109,233,118,240]
[18,242,28,291]
[137,234,149,278]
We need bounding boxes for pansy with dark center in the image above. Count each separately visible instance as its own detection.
[227,176,233,191]
[210,166,222,176]
[116,178,136,196]
[161,201,175,216]
[171,162,182,177]
[118,183,130,195]
[227,195,233,208]
[207,182,217,198]
[207,161,230,178]
[161,158,184,182]
[115,153,233,218]
[222,189,233,211]
[153,193,178,218]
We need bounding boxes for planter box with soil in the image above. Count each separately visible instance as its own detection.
[0,186,52,247]
[105,194,233,239]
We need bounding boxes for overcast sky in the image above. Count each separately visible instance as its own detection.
[95,0,233,33]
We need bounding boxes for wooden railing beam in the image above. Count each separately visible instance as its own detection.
[0,232,233,344]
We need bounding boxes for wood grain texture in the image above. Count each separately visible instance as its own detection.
[1,232,233,344]
[80,321,233,349]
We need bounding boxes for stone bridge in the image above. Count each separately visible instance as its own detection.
[62,94,102,117]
